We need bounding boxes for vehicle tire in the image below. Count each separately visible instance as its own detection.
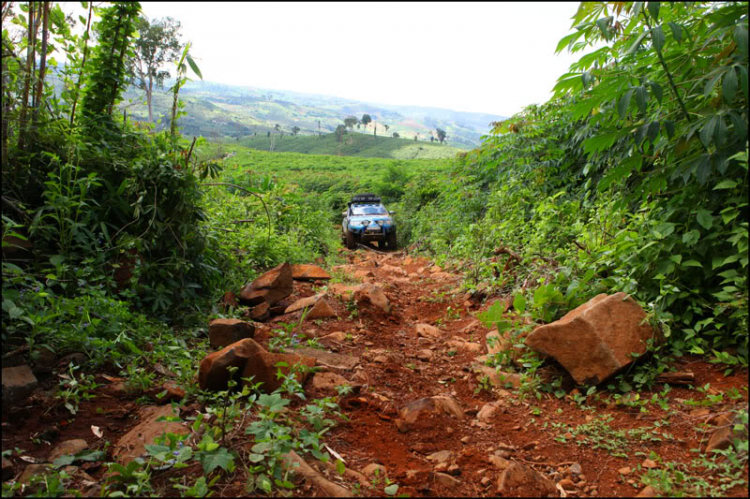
[386,231,397,250]
[346,230,357,250]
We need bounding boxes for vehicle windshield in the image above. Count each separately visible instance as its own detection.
[351,204,387,216]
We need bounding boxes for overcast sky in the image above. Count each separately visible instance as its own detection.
[65,2,583,117]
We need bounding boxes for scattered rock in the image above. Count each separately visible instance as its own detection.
[558,478,576,490]
[18,464,52,487]
[243,351,316,393]
[285,294,325,314]
[497,462,556,497]
[208,318,256,350]
[251,302,271,322]
[433,472,461,488]
[569,463,582,475]
[328,283,361,300]
[481,476,491,487]
[239,263,294,306]
[198,338,265,391]
[396,395,464,432]
[525,293,660,385]
[706,413,748,453]
[477,401,502,422]
[305,299,337,320]
[447,337,481,352]
[460,436,470,444]
[354,284,390,313]
[416,323,441,339]
[150,382,185,404]
[320,331,347,344]
[292,264,331,281]
[417,349,434,361]
[2,457,14,481]
[362,463,387,478]
[642,458,658,469]
[637,485,659,497]
[618,467,631,475]
[292,347,359,371]
[475,365,522,389]
[48,439,89,462]
[427,450,453,464]
[310,372,350,394]
[2,365,38,406]
[489,455,511,470]
[381,264,407,276]
[114,406,188,464]
[220,291,238,309]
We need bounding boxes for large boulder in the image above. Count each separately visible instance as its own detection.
[305,299,337,320]
[243,352,316,393]
[525,293,659,385]
[208,318,256,350]
[198,338,265,391]
[113,406,188,465]
[292,264,331,281]
[239,263,293,306]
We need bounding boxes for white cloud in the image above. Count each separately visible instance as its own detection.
[61,2,583,116]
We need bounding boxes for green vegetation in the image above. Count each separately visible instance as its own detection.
[403,1,748,365]
[233,131,461,159]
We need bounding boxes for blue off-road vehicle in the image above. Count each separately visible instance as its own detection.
[342,194,397,250]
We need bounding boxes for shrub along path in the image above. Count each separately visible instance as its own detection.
[1,249,748,497]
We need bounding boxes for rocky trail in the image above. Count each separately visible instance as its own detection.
[2,249,748,497]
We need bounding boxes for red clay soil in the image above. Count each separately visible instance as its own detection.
[2,249,748,497]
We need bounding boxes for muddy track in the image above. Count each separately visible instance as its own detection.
[2,249,747,497]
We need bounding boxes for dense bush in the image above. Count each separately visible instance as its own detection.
[403,1,748,361]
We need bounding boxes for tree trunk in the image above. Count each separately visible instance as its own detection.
[107,10,129,116]
[69,1,93,126]
[147,75,153,123]
[17,0,36,152]
[31,1,49,133]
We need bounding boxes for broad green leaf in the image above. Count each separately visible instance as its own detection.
[624,30,650,56]
[199,447,235,474]
[618,89,633,118]
[647,1,660,21]
[713,115,728,148]
[647,81,663,103]
[696,209,714,230]
[635,86,648,114]
[713,180,737,190]
[513,293,526,315]
[704,73,722,98]
[670,254,682,264]
[722,67,737,103]
[647,121,660,143]
[335,459,346,475]
[651,25,665,52]
[668,22,682,43]
[728,111,747,141]
[186,55,203,80]
[738,65,748,99]
[682,260,703,267]
[699,117,718,148]
[694,155,712,185]
[596,16,613,40]
[664,120,675,139]
[735,25,748,57]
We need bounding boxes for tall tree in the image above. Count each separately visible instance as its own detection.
[436,128,447,143]
[344,116,358,129]
[128,16,183,123]
[335,124,347,142]
[361,113,372,130]
[291,126,300,135]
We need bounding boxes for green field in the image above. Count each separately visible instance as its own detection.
[231,131,461,159]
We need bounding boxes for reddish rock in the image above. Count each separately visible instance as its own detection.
[2,365,38,406]
[475,365,522,389]
[243,351,316,393]
[310,372,350,394]
[328,283,362,300]
[149,382,185,404]
[113,406,188,464]
[416,323,441,339]
[239,263,293,306]
[525,293,660,384]
[220,291,238,309]
[208,318,256,350]
[198,338,265,391]
[706,413,748,453]
[497,462,556,497]
[396,396,464,432]
[637,485,659,497]
[305,299,337,320]
[292,264,331,281]
[354,284,390,313]
[291,347,359,371]
[251,302,270,322]
[285,294,324,314]
[48,439,89,462]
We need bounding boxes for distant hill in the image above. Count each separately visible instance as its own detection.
[230,131,461,160]
[118,79,507,149]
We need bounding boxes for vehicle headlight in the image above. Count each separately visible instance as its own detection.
[376,220,385,226]
[360,220,370,226]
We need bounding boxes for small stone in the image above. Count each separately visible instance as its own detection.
[460,436,470,444]
[569,462,582,475]
[558,478,576,490]
[489,455,511,470]
[416,323,441,339]
[447,464,460,476]
[48,439,89,462]
[618,467,631,475]
[362,463,386,478]
[417,349,434,361]
[637,485,659,497]
[481,476,491,487]
[427,450,452,463]
[642,458,658,469]
[250,302,270,321]
[433,472,461,488]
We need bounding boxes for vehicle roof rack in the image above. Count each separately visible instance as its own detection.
[350,193,381,204]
